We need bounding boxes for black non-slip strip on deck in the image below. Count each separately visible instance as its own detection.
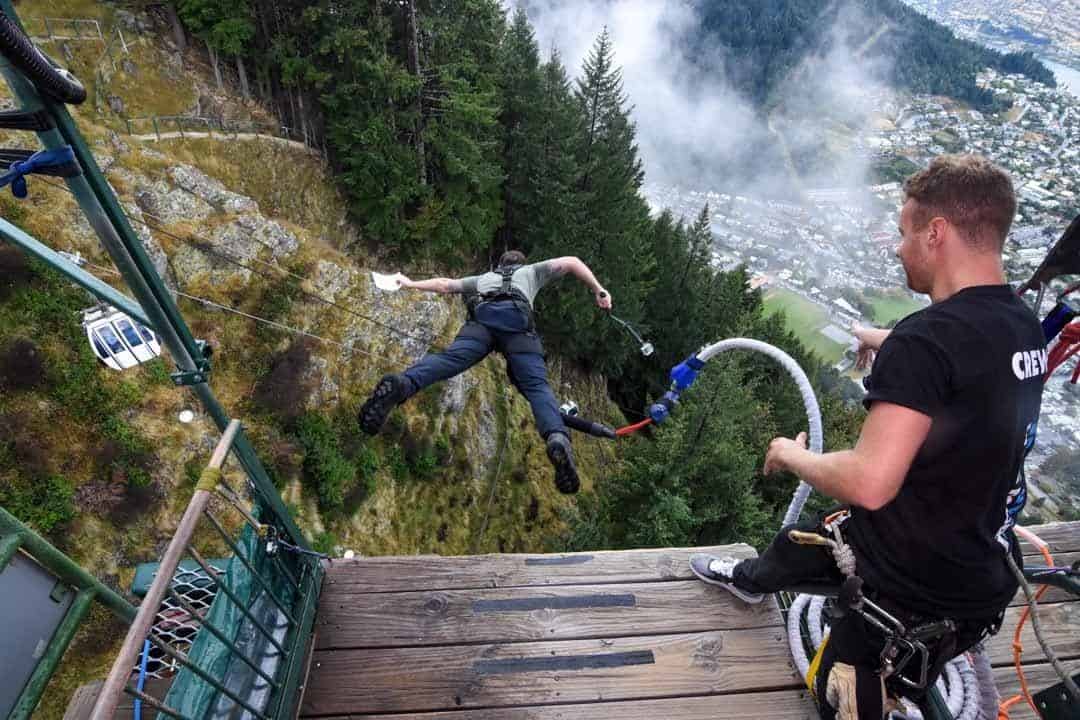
[524,555,594,566]
[473,650,656,675]
[473,593,637,613]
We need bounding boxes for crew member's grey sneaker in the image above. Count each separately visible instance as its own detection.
[689,554,764,604]
[545,431,580,494]
[359,374,409,435]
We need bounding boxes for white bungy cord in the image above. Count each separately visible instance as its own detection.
[695,339,986,719]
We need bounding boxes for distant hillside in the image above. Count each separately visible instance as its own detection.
[691,0,1055,111]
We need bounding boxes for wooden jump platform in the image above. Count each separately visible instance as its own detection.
[299,522,1080,719]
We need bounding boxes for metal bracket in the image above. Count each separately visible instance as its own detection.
[170,369,208,386]
[1033,672,1080,720]
[0,109,53,131]
[170,340,213,385]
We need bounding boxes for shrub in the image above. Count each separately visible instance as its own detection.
[0,195,27,226]
[1,413,51,478]
[252,338,316,420]
[0,244,33,300]
[98,417,155,488]
[294,412,356,511]
[384,444,408,481]
[434,434,452,464]
[0,337,47,390]
[0,474,75,535]
[312,531,338,555]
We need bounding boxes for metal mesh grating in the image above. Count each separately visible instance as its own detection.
[136,563,224,679]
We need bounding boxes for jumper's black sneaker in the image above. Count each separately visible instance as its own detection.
[688,554,764,604]
[545,431,580,494]
[359,374,408,435]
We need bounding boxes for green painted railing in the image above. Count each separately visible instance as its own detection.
[88,420,323,720]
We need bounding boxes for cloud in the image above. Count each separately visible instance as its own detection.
[515,0,893,202]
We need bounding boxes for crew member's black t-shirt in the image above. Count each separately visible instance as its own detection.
[848,285,1045,619]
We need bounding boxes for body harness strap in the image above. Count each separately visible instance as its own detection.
[789,511,961,694]
[466,264,536,333]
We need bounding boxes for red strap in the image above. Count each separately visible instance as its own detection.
[615,418,652,437]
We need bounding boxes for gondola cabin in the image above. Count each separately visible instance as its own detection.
[82,306,160,371]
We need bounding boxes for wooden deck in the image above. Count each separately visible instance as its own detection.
[299,522,1080,719]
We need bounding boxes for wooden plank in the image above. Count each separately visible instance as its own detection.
[306,690,819,719]
[316,580,781,650]
[63,678,174,720]
[994,662,1077,720]
[985,601,1080,666]
[301,628,801,716]
[322,544,756,594]
[1018,523,1080,556]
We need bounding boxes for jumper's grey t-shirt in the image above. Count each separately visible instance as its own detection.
[459,261,561,307]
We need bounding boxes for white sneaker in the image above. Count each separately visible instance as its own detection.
[689,553,765,604]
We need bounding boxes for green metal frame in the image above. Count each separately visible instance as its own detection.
[0,3,323,718]
[0,507,138,720]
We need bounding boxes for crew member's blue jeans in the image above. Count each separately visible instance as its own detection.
[401,325,566,439]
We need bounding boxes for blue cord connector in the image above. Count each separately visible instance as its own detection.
[670,354,705,391]
[648,354,706,424]
[649,390,679,423]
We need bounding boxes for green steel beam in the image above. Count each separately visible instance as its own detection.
[9,588,96,720]
[0,531,22,569]
[0,507,137,622]
[0,218,154,328]
[186,549,289,656]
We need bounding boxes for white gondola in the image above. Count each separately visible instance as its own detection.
[82,306,161,371]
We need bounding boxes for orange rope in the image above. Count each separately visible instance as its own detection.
[999,528,1055,719]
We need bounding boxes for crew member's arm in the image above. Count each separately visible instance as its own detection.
[548,256,612,309]
[851,323,892,370]
[397,275,466,294]
[762,401,931,510]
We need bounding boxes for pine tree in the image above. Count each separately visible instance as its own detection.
[495,7,544,254]
[416,0,505,263]
[565,368,776,550]
[681,204,712,294]
[177,0,254,95]
[525,50,582,257]
[299,1,424,250]
[541,28,653,380]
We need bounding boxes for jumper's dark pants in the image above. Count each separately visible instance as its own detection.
[732,512,998,719]
[401,321,566,439]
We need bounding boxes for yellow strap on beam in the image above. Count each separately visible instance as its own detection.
[196,466,222,493]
